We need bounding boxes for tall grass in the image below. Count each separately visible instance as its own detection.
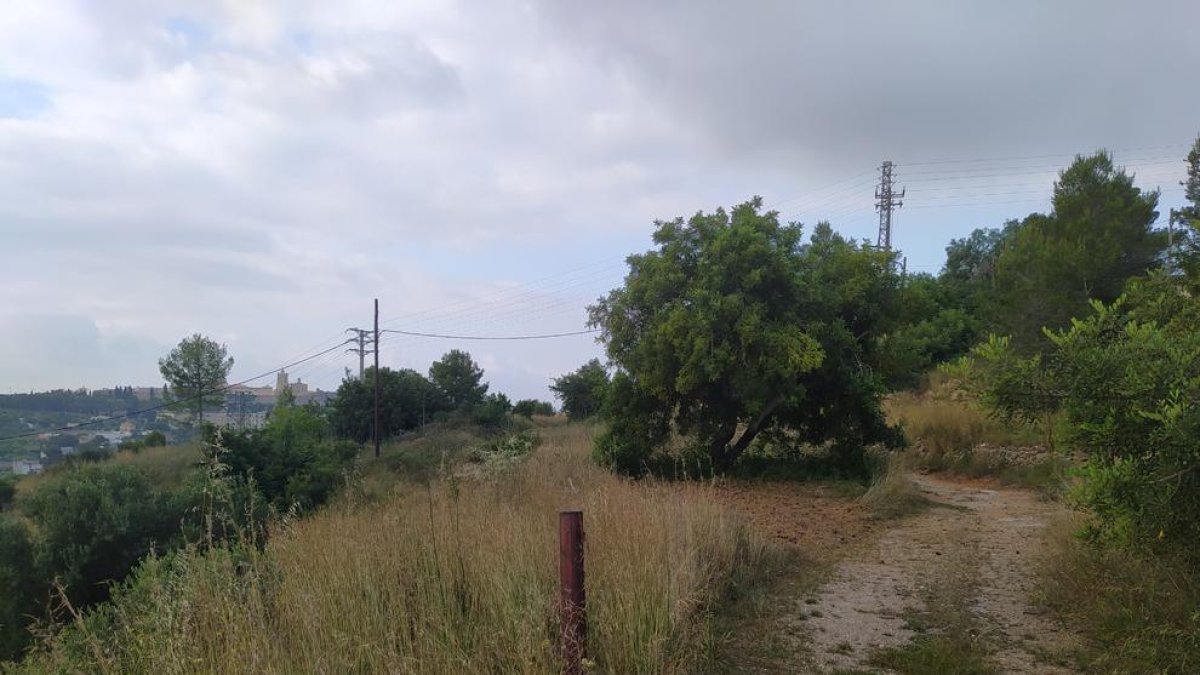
[860,454,932,520]
[1039,519,1200,673]
[885,391,1068,493]
[18,425,773,674]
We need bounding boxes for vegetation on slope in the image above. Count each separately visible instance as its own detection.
[14,425,775,674]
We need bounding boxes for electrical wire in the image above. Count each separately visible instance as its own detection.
[380,328,598,341]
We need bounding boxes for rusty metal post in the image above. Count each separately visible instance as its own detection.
[559,510,586,674]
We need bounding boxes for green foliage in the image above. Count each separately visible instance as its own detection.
[964,281,1200,558]
[211,403,358,512]
[1169,134,1200,278]
[512,398,554,418]
[428,349,488,408]
[466,430,541,466]
[469,392,512,429]
[550,358,610,419]
[328,367,447,443]
[590,198,903,475]
[0,517,38,660]
[878,284,979,390]
[20,463,196,609]
[988,153,1164,351]
[0,476,15,509]
[158,334,234,424]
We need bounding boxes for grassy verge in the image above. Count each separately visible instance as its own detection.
[16,424,777,674]
[860,454,934,520]
[1039,519,1200,673]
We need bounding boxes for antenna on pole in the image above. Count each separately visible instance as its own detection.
[875,160,904,251]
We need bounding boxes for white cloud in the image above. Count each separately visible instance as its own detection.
[0,0,1195,399]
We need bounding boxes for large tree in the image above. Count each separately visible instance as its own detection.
[158,334,233,425]
[429,350,488,408]
[990,152,1164,350]
[328,367,447,443]
[550,359,610,419]
[590,198,903,475]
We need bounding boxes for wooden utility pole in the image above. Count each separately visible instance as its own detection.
[373,298,381,458]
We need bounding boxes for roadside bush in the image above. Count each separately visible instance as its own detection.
[469,392,513,430]
[962,290,1200,558]
[0,517,39,661]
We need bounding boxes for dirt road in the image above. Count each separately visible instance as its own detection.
[723,474,1081,674]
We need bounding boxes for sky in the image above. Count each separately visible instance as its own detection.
[0,0,1198,401]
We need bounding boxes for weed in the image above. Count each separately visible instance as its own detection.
[868,532,995,675]
[1039,517,1200,673]
[870,634,996,675]
[860,454,933,519]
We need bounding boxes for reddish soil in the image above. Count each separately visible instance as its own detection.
[712,481,880,563]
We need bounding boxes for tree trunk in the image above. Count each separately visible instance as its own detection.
[708,425,737,473]
[728,396,786,468]
[709,395,786,473]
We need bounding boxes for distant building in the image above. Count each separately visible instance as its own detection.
[12,459,43,476]
[131,386,163,401]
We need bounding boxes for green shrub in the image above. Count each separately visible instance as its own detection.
[0,476,15,509]
[20,463,195,609]
[512,399,554,418]
[962,281,1200,559]
[0,517,39,660]
[211,403,358,512]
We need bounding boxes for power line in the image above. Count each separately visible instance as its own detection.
[0,338,356,443]
[380,327,598,341]
[896,143,1189,168]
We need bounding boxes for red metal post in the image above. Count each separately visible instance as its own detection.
[559,510,586,674]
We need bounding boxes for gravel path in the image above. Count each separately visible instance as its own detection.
[782,475,1080,673]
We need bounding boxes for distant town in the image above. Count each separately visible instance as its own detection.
[0,370,334,476]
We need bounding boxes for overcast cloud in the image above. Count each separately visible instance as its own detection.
[1,0,1197,399]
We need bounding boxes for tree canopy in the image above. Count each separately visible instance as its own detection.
[429,350,488,408]
[328,367,448,443]
[550,359,610,419]
[589,198,903,475]
[986,152,1163,350]
[158,334,233,424]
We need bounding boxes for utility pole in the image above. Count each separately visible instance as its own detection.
[345,328,375,378]
[373,298,381,459]
[875,160,905,251]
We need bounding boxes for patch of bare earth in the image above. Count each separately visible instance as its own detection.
[722,475,1082,674]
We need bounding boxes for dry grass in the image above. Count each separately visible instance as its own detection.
[1038,517,1200,674]
[19,424,774,674]
[113,443,204,488]
[885,389,1069,494]
[885,393,1040,456]
[860,454,932,520]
